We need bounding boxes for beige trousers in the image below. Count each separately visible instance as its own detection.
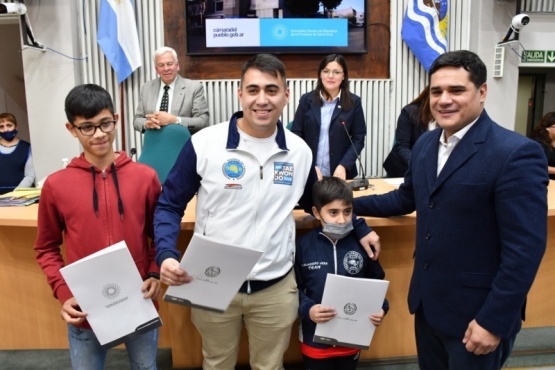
[191,270,298,370]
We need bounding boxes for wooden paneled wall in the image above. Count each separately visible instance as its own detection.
[163,0,390,80]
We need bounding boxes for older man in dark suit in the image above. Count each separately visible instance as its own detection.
[133,46,209,134]
[354,50,548,370]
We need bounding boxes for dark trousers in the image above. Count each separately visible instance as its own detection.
[415,307,516,370]
[302,352,360,370]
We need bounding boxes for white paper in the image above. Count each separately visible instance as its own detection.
[383,177,404,186]
[60,241,161,349]
[314,274,389,350]
[164,234,263,312]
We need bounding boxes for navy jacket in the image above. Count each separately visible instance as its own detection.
[0,140,30,195]
[295,228,389,349]
[291,91,367,179]
[383,103,428,177]
[534,139,555,180]
[354,110,548,340]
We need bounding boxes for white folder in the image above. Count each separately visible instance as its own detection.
[164,234,263,312]
[60,241,161,349]
[314,274,389,350]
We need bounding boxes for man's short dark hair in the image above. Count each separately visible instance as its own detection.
[429,50,487,89]
[64,84,115,123]
[240,54,286,86]
[312,177,353,213]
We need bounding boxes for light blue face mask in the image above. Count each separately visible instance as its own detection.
[322,220,353,240]
[0,129,18,142]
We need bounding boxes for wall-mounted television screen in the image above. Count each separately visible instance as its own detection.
[185,0,367,55]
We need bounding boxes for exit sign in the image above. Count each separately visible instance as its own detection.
[522,50,545,63]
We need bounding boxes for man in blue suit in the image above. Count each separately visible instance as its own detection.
[354,50,548,370]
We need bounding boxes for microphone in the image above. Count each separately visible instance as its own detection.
[340,116,369,191]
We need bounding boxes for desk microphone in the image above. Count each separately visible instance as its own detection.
[339,117,369,191]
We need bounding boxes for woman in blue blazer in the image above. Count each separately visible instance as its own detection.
[291,54,367,180]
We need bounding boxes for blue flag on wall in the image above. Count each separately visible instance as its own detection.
[97,0,142,83]
[401,0,448,72]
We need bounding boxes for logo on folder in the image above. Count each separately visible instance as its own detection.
[102,283,121,300]
[205,266,221,278]
[344,302,358,315]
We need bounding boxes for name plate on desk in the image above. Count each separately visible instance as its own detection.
[164,234,263,312]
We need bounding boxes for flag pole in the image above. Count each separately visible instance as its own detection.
[120,82,127,152]
[97,0,142,155]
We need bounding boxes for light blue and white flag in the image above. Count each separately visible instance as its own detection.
[97,0,142,83]
[401,0,448,72]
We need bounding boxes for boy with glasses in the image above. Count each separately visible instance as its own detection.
[34,84,162,370]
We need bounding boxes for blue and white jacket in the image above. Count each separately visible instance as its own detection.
[294,228,389,348]
[154,112,315,282]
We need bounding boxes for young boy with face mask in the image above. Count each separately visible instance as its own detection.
[294,176,389,370]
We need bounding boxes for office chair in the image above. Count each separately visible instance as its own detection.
[138,124,191,184]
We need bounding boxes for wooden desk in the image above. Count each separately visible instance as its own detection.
[1,180,554,368]
[0,206,174,349]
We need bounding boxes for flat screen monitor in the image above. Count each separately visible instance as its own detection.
[185,0,367,55]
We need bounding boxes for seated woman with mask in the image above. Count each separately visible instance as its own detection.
[0,113,35,194]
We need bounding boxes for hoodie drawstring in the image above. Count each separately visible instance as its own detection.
[90,166,99,217]
[90,163,124,219]
[111,162,124,219]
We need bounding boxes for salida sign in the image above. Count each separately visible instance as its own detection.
[521,50,555,63]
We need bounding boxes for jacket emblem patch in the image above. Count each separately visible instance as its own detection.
[343,251,363,274]
[274,162,294,185]
[222,159,245,180]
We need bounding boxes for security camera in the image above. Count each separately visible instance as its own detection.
[511,14,530,30]
[500,13,530,43]
[0,2,27,15]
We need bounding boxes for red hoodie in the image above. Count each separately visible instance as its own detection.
[34,152,161,328]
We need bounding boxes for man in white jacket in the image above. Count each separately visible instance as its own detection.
[154,54,379,370]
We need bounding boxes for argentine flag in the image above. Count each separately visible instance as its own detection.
[97,0,142,83]
[401,0,448,72]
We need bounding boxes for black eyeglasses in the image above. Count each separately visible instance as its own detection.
[72,120,116,136]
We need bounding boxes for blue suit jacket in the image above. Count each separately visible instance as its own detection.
[354,110,548,340]
[133,75,209,134]
[291,91,367,179]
